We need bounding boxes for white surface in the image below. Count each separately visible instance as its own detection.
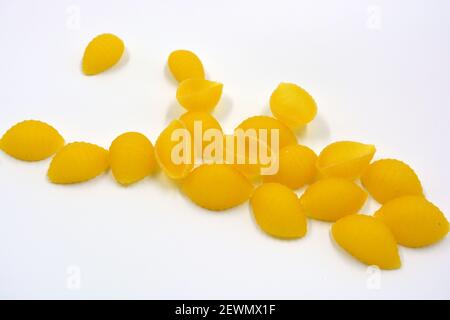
[0,0,449,300]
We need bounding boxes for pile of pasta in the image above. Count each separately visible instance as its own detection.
[1,33,447,270]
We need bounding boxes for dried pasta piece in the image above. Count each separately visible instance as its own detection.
[270,82,317,128]
[0,120,64,161]
[300,178,367,222]
[176,79,223,112]
[155,120,194,179]
[361,159,423,204]
[375,196,449,248]
[181,164,254,211]
[179,111,223,160]
[222,134,262,179]
[109,132,157,186]
[48,142,109,184]
[179,111,223,135]
[82,33,124,75]
[168,49,205,82]
[251,183,307,239]
[263,144,317,189]
[332,214,401,270]
[317,141,376,180]
[235,115,297,151]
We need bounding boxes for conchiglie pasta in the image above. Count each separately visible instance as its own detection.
[263,144,317,189]
[270,82,317,128]
[181,164,254,211]
[220,131,278,178]
[1,120,64,161]
[317,141,376,180]
[109,132,157,186]
[155,120,194,180]
[220,134,262,179]
[235,115,297,151]
[48,142,109,184]
[300,178,367,222]
[251,183,307,239]
[179,111,223,135]
[168,49,205,82]
[82,33,124,75]
[375,196,449,248]
[361,159,423,204]
[179,111,223,160]
[332,214,401,270]
[176,79,223,112]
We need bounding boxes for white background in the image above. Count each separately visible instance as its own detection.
[0,0,449,299]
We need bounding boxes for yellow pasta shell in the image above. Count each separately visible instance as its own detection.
[300,178,367,222]
[235,116,297,151]
[226,134,263,179]
[82,33,124,75]
[179,111,223,135]
[176,79,223,112]
[361,159,423,204]
[181,164,254,211]
[1,120,64,161]
[263,144,317,189]
[201,134,262,179]
[270,82,317,128]
[109,132,157,186]
[179,111,223,161]
[375,196,449,248]
[155,120,194,180]
[251,183,307,239]
[168,49,205,82]
[332,214,401,270]
[48,142,109,184]
[317,141,376,180]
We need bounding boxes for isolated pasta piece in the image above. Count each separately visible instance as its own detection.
[82,33,124,75]
[168,50,205,82]
[375,196,449,248]
[176,79,223,112]
[300,178,367,222]
[0,120,64,161]
[317,141,376,180]
[332,214,401,270]
[251,183,307,239]
[48,142,109,184]
[181,164,254,211]
[270,82,317,128]
[361,159,423,204]
[263,144,317,189]
[235,116,297,151]
[155,120,193,179]
[109,132,157,186]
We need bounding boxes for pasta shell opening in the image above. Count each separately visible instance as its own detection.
[176,79,223,112]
